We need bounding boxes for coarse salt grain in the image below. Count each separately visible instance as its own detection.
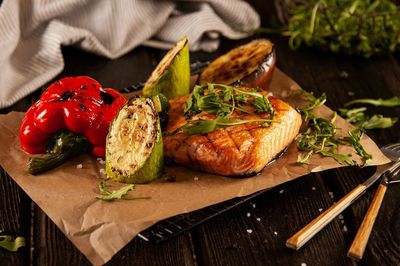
[343,225,348,232]
[247,229,253,234]
[301,263,307,266]
[318,208,323,212]
[76,164,83,169]
[279,189,284,194]
[338,214,344,219]
[252,203,256,208]
[273,231,278,236]
[247,212,251,217]
[328,192,334,198]
[311,186,316,191]
[194,177,199,181]
[256,218,261,222]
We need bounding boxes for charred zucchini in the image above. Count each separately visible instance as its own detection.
[142,36,190,99]
[199,39,276,89]
[105,96,163,184]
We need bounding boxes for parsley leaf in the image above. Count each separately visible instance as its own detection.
[0,230,25,252]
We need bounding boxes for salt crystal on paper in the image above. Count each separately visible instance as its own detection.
[76,164,83,169]
[246,229,253,234]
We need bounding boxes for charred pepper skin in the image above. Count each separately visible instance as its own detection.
[19,76,126,157]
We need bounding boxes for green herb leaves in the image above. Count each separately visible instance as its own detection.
[181,84,275,135]
[97,180,150,201]
[296,91,372,166]
[0,230,25,252]
[280,0,400,57]
[339,108,398,130]
[345,96,400,107]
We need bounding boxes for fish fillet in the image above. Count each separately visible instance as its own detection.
[163,95,302,176]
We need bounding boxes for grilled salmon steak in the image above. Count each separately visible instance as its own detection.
[163,92,302,176]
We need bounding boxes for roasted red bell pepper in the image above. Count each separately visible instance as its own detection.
[19,76,126,174]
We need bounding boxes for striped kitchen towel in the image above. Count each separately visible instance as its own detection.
[0,0,260,109]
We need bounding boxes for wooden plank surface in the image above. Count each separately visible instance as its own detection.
[1,1,400,265]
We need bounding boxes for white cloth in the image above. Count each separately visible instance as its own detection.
[0,0,260,109]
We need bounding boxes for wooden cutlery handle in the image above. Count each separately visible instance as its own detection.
[347,184,387,261]
[286,184,367,250]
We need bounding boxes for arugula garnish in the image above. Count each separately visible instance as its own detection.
[97,180,150,201]
[345,96,400,107]
[339,107,398,130]
[348,128,373,166]
[296,91,372,165]
[181,84,275,135]
[0,230,25,252]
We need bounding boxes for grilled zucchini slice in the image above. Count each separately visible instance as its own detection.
[142,36,190,99]
[105,96,163,184]
[199,39,276,89]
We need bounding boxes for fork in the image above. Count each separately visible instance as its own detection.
[347,143,400,260]
[286,143,400,250]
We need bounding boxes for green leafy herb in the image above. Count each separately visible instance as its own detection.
[96,180,150,201]
[339,108,398,129]
[0,230,25,252]
[274,0,400,57]
[345,96,400,107]
[296,91,374,165]
[180,117,275,135]
[180,84,275,135]
[348,128,373,165]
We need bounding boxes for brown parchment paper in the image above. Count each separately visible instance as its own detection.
[0,69,390,265]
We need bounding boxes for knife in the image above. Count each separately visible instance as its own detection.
[286,150,400,250]
[347,161,400,260]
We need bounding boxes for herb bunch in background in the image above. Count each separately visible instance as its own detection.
[275,0,400,57]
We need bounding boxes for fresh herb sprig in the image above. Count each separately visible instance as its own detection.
[274,0,400,57]
[296,91,372,165]
[339,107,398,129]
[97,180,150,201]
[180,84,275,135]
[345,96,400,107]
[0,230,25,252]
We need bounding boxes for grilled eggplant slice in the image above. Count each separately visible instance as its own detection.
[105,96,163,184]
[142,36,190,99]
[199,39,276,89]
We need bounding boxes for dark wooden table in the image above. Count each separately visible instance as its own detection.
[2,1,400,265]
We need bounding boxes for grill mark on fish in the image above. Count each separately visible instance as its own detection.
[164,94,301,176]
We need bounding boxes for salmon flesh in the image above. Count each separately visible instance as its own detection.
[163,95,302,176]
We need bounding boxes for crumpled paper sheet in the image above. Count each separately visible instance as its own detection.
[0,69,390,265]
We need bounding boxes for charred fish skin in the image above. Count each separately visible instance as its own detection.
[106,96,163,184]
[163,95,302,176]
